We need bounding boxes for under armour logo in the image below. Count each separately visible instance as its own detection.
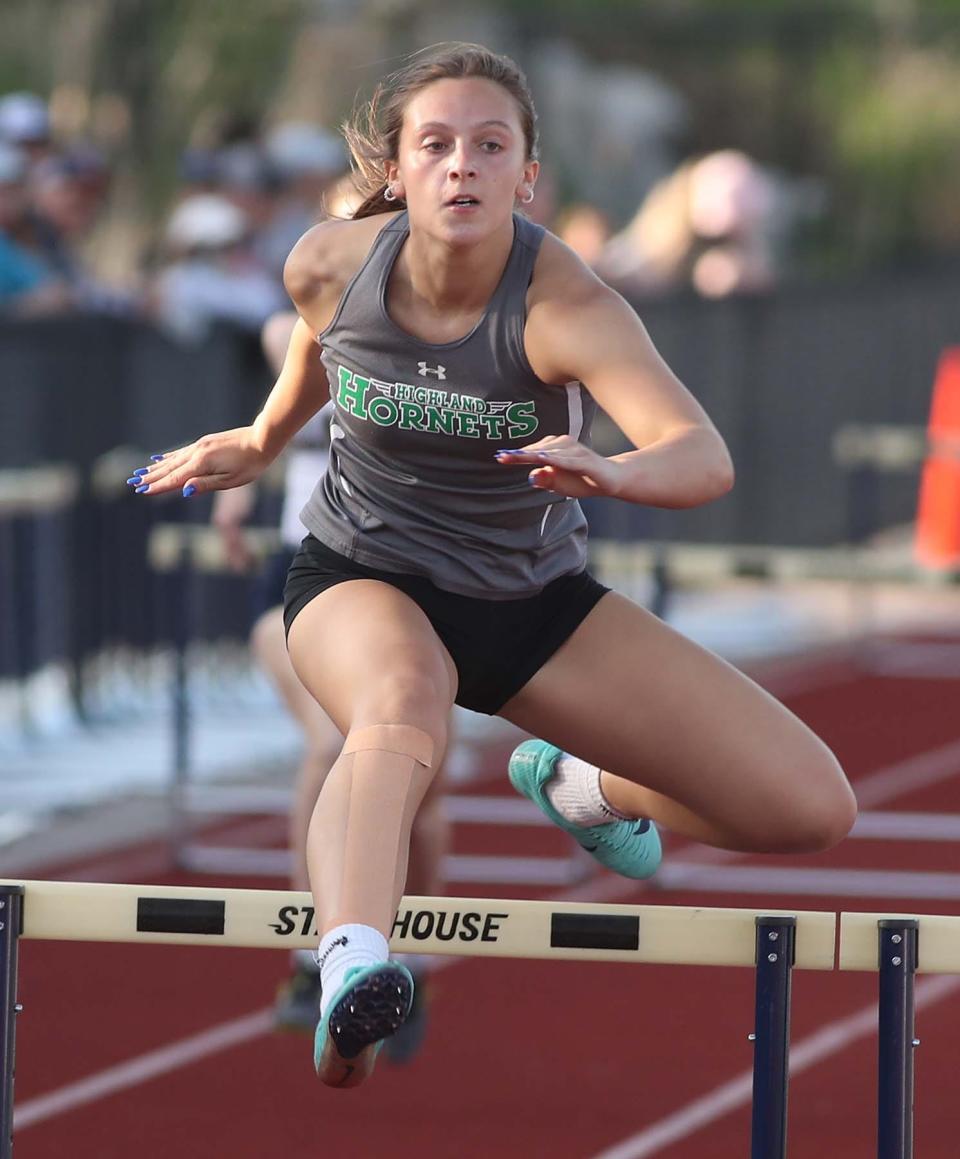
[417,362,446,380]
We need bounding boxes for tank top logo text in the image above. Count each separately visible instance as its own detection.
[336,365,539,440]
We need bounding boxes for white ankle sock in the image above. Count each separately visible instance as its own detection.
[317,924,389,1017]
[545,755,632,827]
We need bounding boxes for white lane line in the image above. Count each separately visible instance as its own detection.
[851,811,960,841]
[656,863,960,901]
[591,973,960,1159]
[14,1009,273,1130]
[854,737,960,808]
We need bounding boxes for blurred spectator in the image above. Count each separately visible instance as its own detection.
[554,202,613,267]
[0,92,53,167]
[0,141,70,316]
[150,192,286,342]
[30,148,106,270]
[217,141,279,236]
[176,148,222,200]
[258,122,347,277]
[599,150,779,299]
[23,144,135,313]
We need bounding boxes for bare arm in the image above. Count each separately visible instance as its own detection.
[511,244,733,508]
[251,315,331,459]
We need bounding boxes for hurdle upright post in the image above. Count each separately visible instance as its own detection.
[877,918,919,1159]
[0,884,23,1159]
[750,915,796,1159]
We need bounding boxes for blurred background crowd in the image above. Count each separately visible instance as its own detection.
[0,88,353,337]
[0,79,796,337]
[4,0,959,338]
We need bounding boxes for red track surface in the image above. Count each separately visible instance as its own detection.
[12,639,960,1158]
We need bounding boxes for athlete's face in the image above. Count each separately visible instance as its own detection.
[388,77,538,241]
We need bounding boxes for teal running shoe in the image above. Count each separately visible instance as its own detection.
[314,961,414,1089]
[508,739,662,880]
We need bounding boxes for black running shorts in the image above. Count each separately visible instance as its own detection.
[283,534,610,715]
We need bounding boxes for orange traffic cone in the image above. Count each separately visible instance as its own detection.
[915,346,960,568]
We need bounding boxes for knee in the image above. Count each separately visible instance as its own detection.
[771,763,858,854]
[353,671,450,753]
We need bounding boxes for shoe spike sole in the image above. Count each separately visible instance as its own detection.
[316,967,413,1089]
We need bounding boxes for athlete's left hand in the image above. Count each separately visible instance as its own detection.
[495,436,623,498]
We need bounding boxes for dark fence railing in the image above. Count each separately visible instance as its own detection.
[585,270,958,546]
[2,271,957,712]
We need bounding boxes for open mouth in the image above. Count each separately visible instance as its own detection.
[446,195,480,208]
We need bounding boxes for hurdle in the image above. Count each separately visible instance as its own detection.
[0,880,838,1158]
[4,883,958,1156]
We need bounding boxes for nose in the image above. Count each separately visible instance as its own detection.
[447,143,477,181]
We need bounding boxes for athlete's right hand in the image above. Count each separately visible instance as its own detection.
[127,427,272,499]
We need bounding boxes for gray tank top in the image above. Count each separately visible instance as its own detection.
[300,210,596,599]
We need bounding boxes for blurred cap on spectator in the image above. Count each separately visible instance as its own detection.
[0,141,27,184]
[265,122,345,179]
[33,143,108,186]
[179,148,220,186]
[217,142,276,192]
[0,92,50,145]
[165,194,249,251]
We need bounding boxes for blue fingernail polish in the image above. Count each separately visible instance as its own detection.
[126,477,141,485]
[135,484,149,494]
[182,484,196,498]
[134,467,149,476]
[151,454,165,462]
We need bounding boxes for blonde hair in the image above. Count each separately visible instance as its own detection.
[343,43,539,219]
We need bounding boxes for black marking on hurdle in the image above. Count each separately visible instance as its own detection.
[0,884,23,1159]
[136,897,225,936]
[549,913,639,951]
[877,919,919,1159]
[750,915,796,1159]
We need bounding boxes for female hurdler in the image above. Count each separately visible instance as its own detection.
[131,45,856,1088]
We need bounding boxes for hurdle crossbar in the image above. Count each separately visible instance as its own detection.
[591,539,960,586]
[0,879,835,965]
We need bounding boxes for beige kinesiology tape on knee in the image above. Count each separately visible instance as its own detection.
[342,724,434,768]
[311,723,437,934]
